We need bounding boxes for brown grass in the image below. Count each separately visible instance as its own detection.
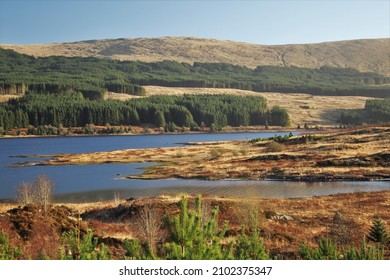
[1,191,389,259]
[0,95,21,103]
[41,126,390,181]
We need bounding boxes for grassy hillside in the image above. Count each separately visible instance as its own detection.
[1,48,389,98]
[1,37,389,76]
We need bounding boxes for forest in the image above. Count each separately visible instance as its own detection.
[338,98,390,125]
[1,48,389,98]
[0,93,290,133]
[365,98,390,123]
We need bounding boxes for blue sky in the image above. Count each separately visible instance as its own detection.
[0,0,389,45]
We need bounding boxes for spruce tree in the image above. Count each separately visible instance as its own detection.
[368,218,389,245]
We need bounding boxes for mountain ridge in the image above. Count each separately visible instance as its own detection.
[1,36,389,76]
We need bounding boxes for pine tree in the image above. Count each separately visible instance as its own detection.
[163,195,228,260]
[368,218,389,245]
[0,231,22,260]
[234,226,268,260]
[60,229,110,260]
[153,110,166,128]
[299,238,338,260]
[123,239,141,260]
[343,238,384,260]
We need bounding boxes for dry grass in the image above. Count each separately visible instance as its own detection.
[1,191,388,259]
[1,37,389,76]
[0,203,16,213]
[62,191,390,258]
[0,95,21,103]
[41,126,390,181]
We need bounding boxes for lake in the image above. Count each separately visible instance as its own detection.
[1,132,389,202]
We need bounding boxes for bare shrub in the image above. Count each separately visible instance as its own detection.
[266,141,285,153]
[175,150,185,158]
[16,181,36,206]
[16,175,54,214]
[200,198,212,225]
[114,192,121,206]
[35,175,54,214]
[210,148,226,159]
[235,200,263,231]
[136,204,162,254]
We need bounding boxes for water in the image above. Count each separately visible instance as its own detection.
[1,131,389,202]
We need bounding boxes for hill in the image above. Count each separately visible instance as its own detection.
[1,37,389,76]
[1,48,388,98]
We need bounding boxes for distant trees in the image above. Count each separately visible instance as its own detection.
[0,93,291,130]
[152,110,165,128]
[338,111,361,125]
[337,98,390,126]
[365,98,390,123]
[269,106,290,127]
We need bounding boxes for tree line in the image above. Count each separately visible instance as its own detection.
[0,93,290,133]
[338,98,390,125]
[1,48,389,98]
[365,98,390,123]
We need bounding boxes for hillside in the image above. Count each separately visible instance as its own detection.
[1,37,389,76]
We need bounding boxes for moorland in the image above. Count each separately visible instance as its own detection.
[0,37,389,260]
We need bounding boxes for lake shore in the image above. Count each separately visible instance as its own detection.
[0,124,298,139]
[37,126,389,182]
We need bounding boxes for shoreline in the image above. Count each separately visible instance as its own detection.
[0,124,323,140]
[16,126,389,182]
[1,179,389,204]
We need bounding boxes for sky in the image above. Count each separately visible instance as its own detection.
[0,0,389,45]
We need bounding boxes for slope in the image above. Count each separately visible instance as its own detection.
[1,37,389,76]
